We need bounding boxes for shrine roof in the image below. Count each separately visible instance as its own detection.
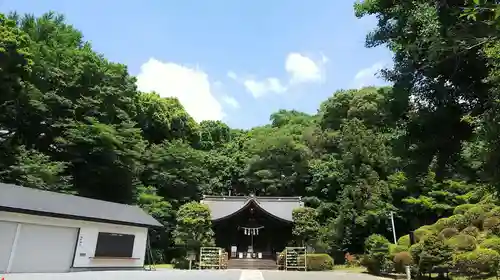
[201,195,303,222]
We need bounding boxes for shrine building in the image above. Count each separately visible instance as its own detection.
[201,195,303,260]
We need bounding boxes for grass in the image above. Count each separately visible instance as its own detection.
[145,263,174,269]
[334,265,367,273]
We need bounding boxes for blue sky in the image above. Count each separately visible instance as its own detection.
[0,0,392,129]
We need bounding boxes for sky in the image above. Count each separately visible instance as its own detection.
[0,0,392,129]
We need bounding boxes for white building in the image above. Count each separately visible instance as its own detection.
[0,183,162,273]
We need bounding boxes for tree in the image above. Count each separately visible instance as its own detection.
[173,202,215,252]
[292,207,320,247]
[417,234,453,273]
[362,234,391,275]
[4,145,72,193]
[135,185,174,263]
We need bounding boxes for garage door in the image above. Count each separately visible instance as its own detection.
[10,224,78,273]
[0,221,18,273]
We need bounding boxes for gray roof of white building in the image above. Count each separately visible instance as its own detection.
[0,182,162,228]
[201,195,303,222]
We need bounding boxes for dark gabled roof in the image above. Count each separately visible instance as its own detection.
[0,183,162,228]
[201,195,303,222]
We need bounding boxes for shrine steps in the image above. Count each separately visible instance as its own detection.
[227,258,277,270]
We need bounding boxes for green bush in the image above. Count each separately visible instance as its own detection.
[277,251,285,266]
[363,234,391,275]
[446,234,477,252]
[172,257,191,269]
[439,228,459,239]
[461,226,480,237]
[301,254,334,271]
[489,206,500,218]
[397,235,410,247]
[420,225,437,233]
[393,251,413,273]
[478,203,496,212]
[464,206,486,228]
[480,237,500,253]
[414,228,432,242]
[483,216,500,235]
[418,234,453,273]
[454,248,500,275]
[409,242,423,265]
[444,214,468,230]
[433,218,450,232]
[454,204,475,215]
[390,244,410,256]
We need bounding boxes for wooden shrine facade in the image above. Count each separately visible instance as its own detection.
[201,195,303,260]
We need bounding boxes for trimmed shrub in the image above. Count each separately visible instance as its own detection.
[454,248,500,275]
[390,244,410,259]
[414,228,432,242]
[420,225,437,233]
[418,234,453,273]
[489,206,500,218]
[483,217,500,235]
[464,206,486,228]
[393,251,413,273]
[461,226,480,237]
[446,234,477,252]
[433,218,450,232]
[363,234,391,275]
[409,242,423,266]
[439,228,459,239]
[397,235,410,247]
[481,204,496,211]
[298,254,334,271]
[454,204,475,215]
[444,214,468,230]
[480,237,500,253]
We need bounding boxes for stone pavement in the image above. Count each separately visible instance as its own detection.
[3,269,386,280]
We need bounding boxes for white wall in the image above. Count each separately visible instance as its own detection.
[0,211,149,269]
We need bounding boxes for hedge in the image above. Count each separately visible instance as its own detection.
[454,248,500,275]
[279,252,334,271]
[414,228,432,242]
[489,206,500,218]
[453,204,475,215]
[446,234,477,252]
[461,226,480,237]
[483,217,500,235]
[390,244,410,256]
[440,228,459,239]
[393,251,412,273]
[434,218,450,232]
[480,237,500,254]
[444,214,468,230]
[464,206,486,228]
[300,254,334,271]
[397,235,410,247]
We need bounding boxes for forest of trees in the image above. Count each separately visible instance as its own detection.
[1,1,500,263]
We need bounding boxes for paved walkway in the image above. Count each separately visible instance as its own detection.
[3,269,385,280]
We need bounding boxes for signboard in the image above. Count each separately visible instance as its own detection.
[187,251,196,261]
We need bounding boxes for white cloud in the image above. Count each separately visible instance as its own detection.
[227,52,327,98]
[243,78,287,98]
[285,52,325,84]
[136,58,225,122]
[227,71,238,80]
[352,62,389,89]
[222,95,240,108]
